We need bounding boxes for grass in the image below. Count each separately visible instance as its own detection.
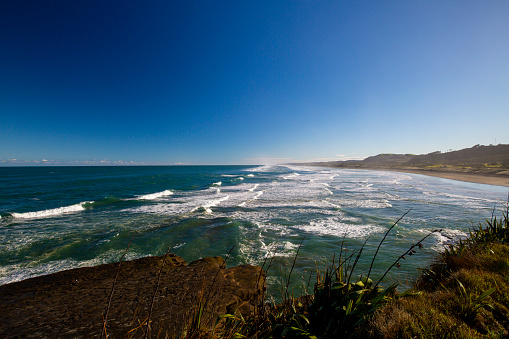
[361,207,509,339]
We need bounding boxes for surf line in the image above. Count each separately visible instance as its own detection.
[248,184,260,192]
[193,195,231,214]
[9,202,92,219]
[136,190,173,200]
[8,189,175,220]
[238,188,264,207]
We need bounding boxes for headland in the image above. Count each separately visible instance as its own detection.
[294,144,509,187]
[0,254,265,338]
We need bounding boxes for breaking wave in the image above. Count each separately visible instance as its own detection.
[137,190,173,200]
[10,202,91,219]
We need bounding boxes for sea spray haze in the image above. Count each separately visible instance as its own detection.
[0,165,506,297]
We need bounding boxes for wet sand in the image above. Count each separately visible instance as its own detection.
[378,168,509,187]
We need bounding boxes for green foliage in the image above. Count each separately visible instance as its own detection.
[306,272,397,338]
[468,214,509,246]
[455,278,496,322]
[420,207,509,289]
[363,210,509,339]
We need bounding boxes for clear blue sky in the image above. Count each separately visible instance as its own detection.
[1,1,508,165]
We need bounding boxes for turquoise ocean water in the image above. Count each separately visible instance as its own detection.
[1,165,507,298]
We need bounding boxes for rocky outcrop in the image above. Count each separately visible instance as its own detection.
[0,254,265,338]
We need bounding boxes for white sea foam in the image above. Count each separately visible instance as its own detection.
[270,241,301,257]
[212,181,222,186]
[126,184,255,215]
[137,190,173,200]
[331,197,392,209]
[427,228,468,251]
[173,242,186,249]
[0,250,142,285]
[254,191,264,199]
[194,195,231,214]
[0,261,76,285]
[219,183,264,207]
[323,200,342,209]
[248,184,260,192]
[11,202,91,219]
[282,173,300,180]
[432,191,501,204]
[239,238,301,263]
[249,180,330,203]
[125,203,184,215]
[246,174,255,178]
[296,218,384,238]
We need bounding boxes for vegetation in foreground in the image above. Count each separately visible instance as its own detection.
[172,205,509,339]
[361,213,509,338]
[101,204,508,338]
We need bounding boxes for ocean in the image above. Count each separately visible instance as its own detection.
[1,165,507,298]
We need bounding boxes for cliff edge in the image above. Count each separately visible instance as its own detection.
[0,254,265,338]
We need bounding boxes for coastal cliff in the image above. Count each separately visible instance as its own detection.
[294,144,509,187]
[0,254,265,338]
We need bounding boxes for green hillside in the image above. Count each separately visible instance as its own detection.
[299,144,509,176]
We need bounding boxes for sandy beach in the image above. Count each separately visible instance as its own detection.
[377,168,509,187]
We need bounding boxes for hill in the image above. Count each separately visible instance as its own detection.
[298,144,509,178]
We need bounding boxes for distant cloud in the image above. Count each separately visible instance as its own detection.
[0,159,178,166]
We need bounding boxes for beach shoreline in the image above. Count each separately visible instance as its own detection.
[368,168,509,187]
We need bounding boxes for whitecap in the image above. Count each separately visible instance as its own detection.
[254,191,264,199]
[248,184,260,192]
[11,202,92,219]
[282,173,300,180]
[137,190,173,200]
[193,195,231,214]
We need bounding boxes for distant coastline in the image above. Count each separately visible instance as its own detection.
[294,144,509,187]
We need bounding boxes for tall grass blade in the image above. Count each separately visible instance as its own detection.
[367,209,411,280]
[101,235,134,339]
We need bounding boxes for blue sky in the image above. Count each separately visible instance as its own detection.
[1,1,508,165]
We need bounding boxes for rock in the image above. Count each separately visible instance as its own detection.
[0,254,265,338]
